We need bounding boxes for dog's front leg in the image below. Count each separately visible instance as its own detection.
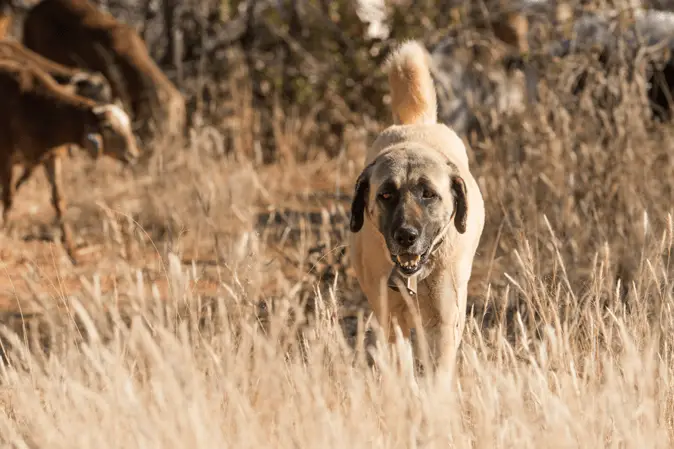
[371,286,413,345]
[367,281,418,377]
[418,276,469,379]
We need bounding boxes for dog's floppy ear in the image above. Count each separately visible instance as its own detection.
[451,175,468,234]
[350,163,374,233]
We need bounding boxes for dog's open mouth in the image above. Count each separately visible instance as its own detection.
[391,250,430,276]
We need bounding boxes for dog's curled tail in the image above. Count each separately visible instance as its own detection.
[386,40,437,126]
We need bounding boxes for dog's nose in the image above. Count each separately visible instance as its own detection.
[394,226,419,247]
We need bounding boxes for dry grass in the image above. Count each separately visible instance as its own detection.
[1,0,674,446]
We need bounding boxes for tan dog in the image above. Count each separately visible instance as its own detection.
[349,41,485,376]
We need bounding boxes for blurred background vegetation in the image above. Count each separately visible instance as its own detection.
[66,0,558,161]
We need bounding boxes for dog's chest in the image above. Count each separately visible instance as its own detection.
[416,281,434,303]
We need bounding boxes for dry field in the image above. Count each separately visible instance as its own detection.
[2,0,674,447]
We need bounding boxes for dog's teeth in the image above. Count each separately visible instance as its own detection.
[396,254,422,270]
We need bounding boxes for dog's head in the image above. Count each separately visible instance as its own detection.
[350,145,468,276]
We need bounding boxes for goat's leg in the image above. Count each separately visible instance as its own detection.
[14,164,38,192]
[45,155,77,263]
[0,160,15,229]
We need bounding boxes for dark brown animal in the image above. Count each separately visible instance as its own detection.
[0,40,116,193]
[22,0,186,151]
[0,59,139,263]
[0,40,112,103]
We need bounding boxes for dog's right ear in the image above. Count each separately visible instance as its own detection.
[450,175,468,234]
[350,164,374,233]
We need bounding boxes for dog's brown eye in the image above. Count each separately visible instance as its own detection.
[379,192,392,200]
[422,189,437,199]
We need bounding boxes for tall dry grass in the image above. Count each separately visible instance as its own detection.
[1,226,674,448]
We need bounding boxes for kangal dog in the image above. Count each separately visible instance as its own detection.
[349,41,485,377]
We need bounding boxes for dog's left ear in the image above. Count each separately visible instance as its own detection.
[350,164,374,233]
[451,175,468,234]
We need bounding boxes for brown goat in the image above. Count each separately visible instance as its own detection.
[0,59,139,263]
[22,0,186,152]
[0,40,113,104]
[0,40,116,192]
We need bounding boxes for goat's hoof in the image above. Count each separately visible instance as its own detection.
[66,251,79,266]
[62,242,80,266]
